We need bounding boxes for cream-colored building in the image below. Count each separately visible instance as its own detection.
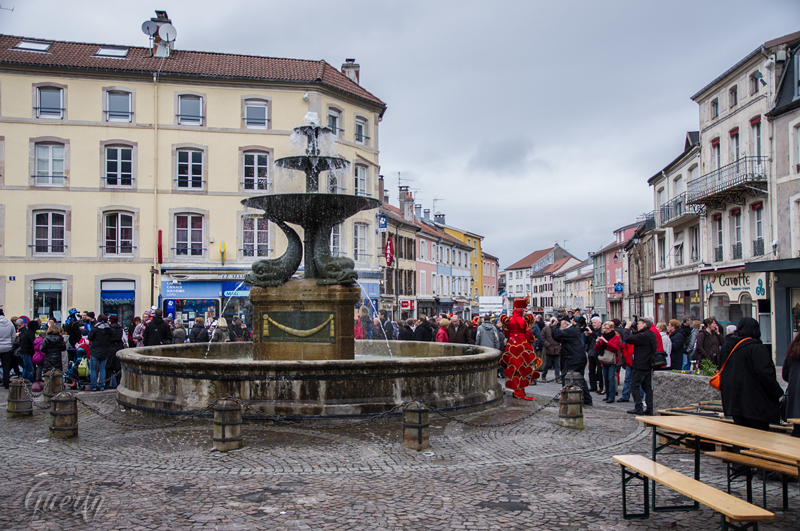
[0,27,386,329]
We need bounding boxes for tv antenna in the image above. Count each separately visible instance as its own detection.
[432,197,444,215]
[0,5,15,11]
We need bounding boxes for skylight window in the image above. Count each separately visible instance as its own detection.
[14,40,52,52]
[95,47,129,58]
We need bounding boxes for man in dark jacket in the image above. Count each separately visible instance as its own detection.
[376,310,394,341]
[398,320,414,340]
[540,321,561,382]
[551,317,592,406]
[412,315,434,342]
[719,317,783,430]
[87,314,115,391]
[447,315,472,344]
[697,319,722,364]
[623,317,657,415]
[585,317,603,393]
[63,308,83,347]
[143,309,172,347]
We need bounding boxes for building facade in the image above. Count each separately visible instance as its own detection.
[434,214,483,315]
[0,28,386,327]
[481,252,499,297]
[378,185,420,321]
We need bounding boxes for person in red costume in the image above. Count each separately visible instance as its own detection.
[499,296,541,400]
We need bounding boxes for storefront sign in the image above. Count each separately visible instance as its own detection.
[478,296,504,315]
[221,281,251,298]
[653,274,700,294]
[705,271,768,300]
[400,300,415,310]
[162,281,221,298]
[378,214,387,233]
[385,237,394,267]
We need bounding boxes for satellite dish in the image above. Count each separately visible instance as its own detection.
[141,21,158,36]
[158,24,177,42]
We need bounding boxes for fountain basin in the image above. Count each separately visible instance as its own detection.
[116,341,503,419]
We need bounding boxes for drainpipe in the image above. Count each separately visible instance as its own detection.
[152,72,159,309]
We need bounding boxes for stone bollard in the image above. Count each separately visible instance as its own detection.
[43,370,63,406]
[562,370,581,389]
[7,378,33,418]
[401,401,430,450]
[212,400,243,451]
[49,392,78,438]
[558,385,584,430]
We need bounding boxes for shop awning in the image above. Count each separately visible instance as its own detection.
[673,233,684,247]
[745,257,800,273]
[101,290,135,304]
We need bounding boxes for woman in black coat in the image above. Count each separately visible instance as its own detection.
[719,317,784,431]
[782,331,800,437]
[667,319,685,371]
[188,317,209,343]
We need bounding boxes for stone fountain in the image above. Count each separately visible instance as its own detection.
[116,114,503,419]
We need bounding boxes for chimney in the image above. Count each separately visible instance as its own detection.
[378,175,385,204]
[434,213,446,225]
[399,186,413,220]
[149,10,175,58]
[414,204,422,220]
[423,209,431,223]
[341,59,360,84]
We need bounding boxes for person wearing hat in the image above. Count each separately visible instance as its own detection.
[500,296,540,400]
[63,308,83,348]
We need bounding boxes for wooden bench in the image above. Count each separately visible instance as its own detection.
[614,454,774,530]
[706,451,798,511]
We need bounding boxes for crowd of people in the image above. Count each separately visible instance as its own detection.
[351,305,799,436]
[0,307,251,393]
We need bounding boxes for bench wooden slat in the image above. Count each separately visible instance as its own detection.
[706,452,799,478]
[740,450,799,468]
[613,455,774,522]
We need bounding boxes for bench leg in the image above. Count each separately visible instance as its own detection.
[746,467,753,504]
[721,516,759,530]
[652,432,700,512]
[621,465,649,520]
[782,476,788,511]
[762,470,767,509]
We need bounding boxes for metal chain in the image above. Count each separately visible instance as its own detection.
[72,393,221,430]
[226,395,407,430]
[19,380,51,410]
[422,390,563,428]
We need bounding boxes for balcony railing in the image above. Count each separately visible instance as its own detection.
[714,246,724,262]
[674,253,684,266]
[687,156,768,204]
[643,211,656,232]
[753,238,765,257]
[732,242,743,260]
[658,192,700,227]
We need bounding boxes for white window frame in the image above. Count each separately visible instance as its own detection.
[330,223,341,256]
[419,239,426,260]
[354,165,367,196]
[691,226,701,261]
[431,273,437,294]
[178,95,203,126]
[755,208,763,240]
[420,271,426,295]
[177,149,204,189]
[730,132,740,163]
[105,146,133,187]
[729,85,738,107]
[242,215,270,258]
[354,222,368,261]
[712,142,721,170]
[243,151,270,191]
[36,87,63,119]
[35,143,66,186]
[354,117,368,144]
[33,211,66,255]
[175,214,204,257]
[106,90,132,122]
[104,212,134,255]
[328,109,342,136]
[244,99,270,129]
[794,53,800,102]
[710,98,719,119]
[750,73,760,95]
[751,121,762,158]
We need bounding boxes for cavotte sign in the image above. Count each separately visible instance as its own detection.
[705,271,768,300]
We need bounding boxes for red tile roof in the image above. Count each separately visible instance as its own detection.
[505,248,553,270]
[0,34,386,109]
[379,203,467,248]
[539,257,574,275]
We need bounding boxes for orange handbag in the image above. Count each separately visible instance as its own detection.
[709,338,748,390]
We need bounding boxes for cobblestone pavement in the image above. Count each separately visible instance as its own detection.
[0,382,797,530]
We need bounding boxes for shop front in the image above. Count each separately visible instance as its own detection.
[399,298,416,320]
[436,297,453,316]
[100,280,136,329]
[653,273,702,323]
[746,258,800,365]
[32,279,66,324]
[220,281,253,330]
[416,296,436,317]
[703,269,770,347]
[161,280,222,325]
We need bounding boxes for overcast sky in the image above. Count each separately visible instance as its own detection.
[3,0,799,268]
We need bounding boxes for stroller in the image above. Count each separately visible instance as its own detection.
[63,340,91,390]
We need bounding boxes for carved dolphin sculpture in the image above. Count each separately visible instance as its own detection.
[313,220,358,285]
[245,219,303,287]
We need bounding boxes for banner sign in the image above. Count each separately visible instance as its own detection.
[385,237,394,267]
[378,214,387,233]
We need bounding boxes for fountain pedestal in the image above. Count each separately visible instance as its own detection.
[250,279,360,361]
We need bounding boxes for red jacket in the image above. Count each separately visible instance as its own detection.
[436,327,449,343]
[594,334,621,365]
[651,325,664,352]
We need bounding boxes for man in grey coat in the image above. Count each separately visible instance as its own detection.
[0,309,18,389]
[474,316,500,350]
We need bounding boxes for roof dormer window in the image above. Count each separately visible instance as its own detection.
[95,47,129,58]
[14,40,52,52]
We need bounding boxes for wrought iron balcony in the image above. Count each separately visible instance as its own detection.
[643,211,656,232]
[732,242,743,260]
[674,253,684,266]
[714,246,724,262]
[753,238,765,257]
[687,156,768,210]
[657,192,700,228]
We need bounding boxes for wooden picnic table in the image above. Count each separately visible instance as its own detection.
[635,415,800,512]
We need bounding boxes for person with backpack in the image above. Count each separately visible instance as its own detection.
[87,314,115,391]
[143,309,172,347]
[211,318,230,342]
[189,317,210,343]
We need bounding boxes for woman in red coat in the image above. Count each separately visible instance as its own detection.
[500,297,540,400]
[436,318,450,343]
